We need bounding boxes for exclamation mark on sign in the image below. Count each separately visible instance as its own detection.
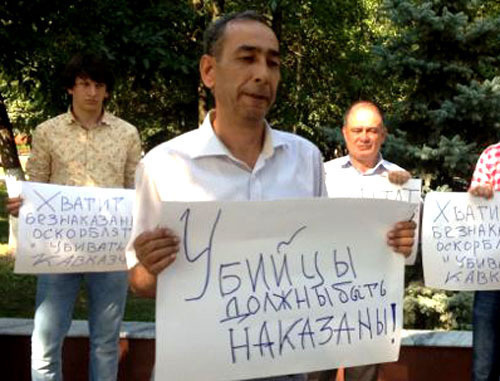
[391,302,396,344]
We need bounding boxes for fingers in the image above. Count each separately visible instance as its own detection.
[133,227,180,275]
[469,185,494,199]
[388,170,411,185]
[6,197,23,217]
[387,220,417,257]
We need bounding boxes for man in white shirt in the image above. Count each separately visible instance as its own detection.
[325,100,410,188]
[320,100,411,381]
[127,12,416,381]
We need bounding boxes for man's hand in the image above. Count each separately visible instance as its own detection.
[133,227,180,275]
[387,220,416,257]
[388,170,411,185]
[469,184,494,199]
[6,197,23,217]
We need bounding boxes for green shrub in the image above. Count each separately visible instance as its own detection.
[404,281,473,330]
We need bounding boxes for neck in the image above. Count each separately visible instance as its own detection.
[212,110,266,169]
[71,104,103,129]
[350,155,379,173]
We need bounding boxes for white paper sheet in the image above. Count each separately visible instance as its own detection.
[423,191,500,290]
[327,177,422,265]
[155,197,415,380]
[15,181,133,273]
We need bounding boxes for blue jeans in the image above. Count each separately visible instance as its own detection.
[31,271,128,381]
[473,290,500,381]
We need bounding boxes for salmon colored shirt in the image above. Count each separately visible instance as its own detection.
[471,143,500,190]
[26,110,141,188]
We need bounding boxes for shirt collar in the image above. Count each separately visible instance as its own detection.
[189,110,288,159]
[64,107,111,127]
[342,154,390,175]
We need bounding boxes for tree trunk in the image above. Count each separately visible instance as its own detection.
[0,92,25,255]
[0,93,24,178]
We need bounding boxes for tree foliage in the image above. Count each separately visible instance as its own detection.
[0,0,386,156]
[373,0,500,190]
[0,0,200,152]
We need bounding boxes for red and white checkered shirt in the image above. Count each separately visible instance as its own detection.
[471,143,500,190]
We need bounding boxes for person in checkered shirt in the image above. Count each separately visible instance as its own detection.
[469,143,500,381]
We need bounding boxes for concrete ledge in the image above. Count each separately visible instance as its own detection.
[0,318,155,381]
[401,329,472,347]
[0,318,472,381]
[0,318,472,347]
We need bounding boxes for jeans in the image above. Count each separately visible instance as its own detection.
[31,271,128,381]
[473,290,500,381]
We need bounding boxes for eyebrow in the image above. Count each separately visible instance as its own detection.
[236,44,280,58]
[349,125,383,129]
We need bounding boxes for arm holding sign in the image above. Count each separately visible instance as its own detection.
[469,184,494,199]
[126,161,180,297]
[387,220,416,257]
[388,170,411,185]
[6,196,22,217]
[130,228,179,298]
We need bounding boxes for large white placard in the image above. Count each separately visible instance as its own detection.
[423,191,500,290]
[327,177,422,265]
[15,181,133,273]
[156,198,415,381]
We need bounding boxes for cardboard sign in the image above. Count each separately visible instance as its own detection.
[155,197,415,380]
[15,182,133,273]
[423,191,500,290]
[327,177,421,265]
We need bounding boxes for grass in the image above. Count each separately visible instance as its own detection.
[0,182,155,322]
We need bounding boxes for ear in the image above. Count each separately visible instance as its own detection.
[381,126,387,143]
[341,126,348,142]
[200,54,216,90]
[67,88,74,96]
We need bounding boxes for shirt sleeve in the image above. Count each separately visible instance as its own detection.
[125,160,163,268]
[471,147,494,188]
[25,125,51,183]
[314,149,328,197]
[124,128,142,189]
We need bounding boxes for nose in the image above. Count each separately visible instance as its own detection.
[253,57,270,84]
[87,84,98,96]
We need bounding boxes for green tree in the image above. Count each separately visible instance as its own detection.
[373,0,500,191]
[0,0,201,153]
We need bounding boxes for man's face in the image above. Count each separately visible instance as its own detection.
[342,105,386,166]
[203,20,281,123]
[68,76,108,113]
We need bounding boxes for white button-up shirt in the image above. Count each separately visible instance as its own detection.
[324,154,404,194]
[126,113,327,267]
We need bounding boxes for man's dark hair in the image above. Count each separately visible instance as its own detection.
[62,53,115,93]
[343,100,385,126]
[203,10,270,58]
